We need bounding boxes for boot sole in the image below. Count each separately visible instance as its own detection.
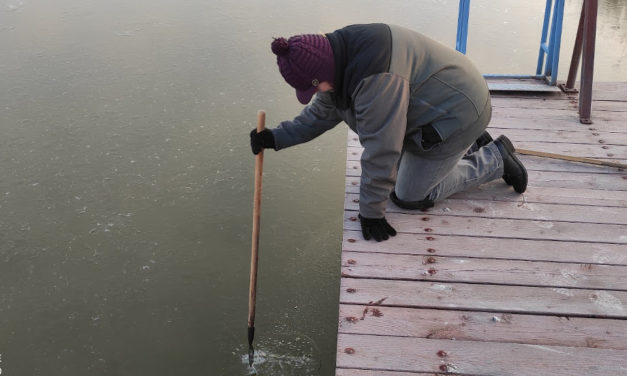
[499,136,515,186]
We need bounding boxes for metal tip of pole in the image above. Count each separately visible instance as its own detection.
[248,345,255,367]
[247,326,255,366]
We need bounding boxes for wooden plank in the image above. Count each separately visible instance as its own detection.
[490,82,627,102]
[487,128,627,146]
[347,154,625,175]
[337,370,432,376]
[336,334,627,375]
[346,137,626,160]
[490,91,575,100]
[344,194,627,225]
[488,115,627,133]
[491,96,577,110]
[343,211,627,244]
[591,81,627,101]
[345,166,627,191]
[344,168,627,191]
[486,77,551,84]
[491,106,627,122]
[446,180,627,207]
[346,137,627,160]
[341,251,627,290]
[342,230,627,266]
[522,170,626,190]
[491,96,627,112]
[338,305,627,350]
[347,147,626,173]
[339,278,627,318]
[489,82,562,92]
[345,175,626,207]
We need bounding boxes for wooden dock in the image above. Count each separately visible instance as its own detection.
[336,82,627,376]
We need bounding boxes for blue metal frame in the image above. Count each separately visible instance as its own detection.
[456,0,470,54]
[536,0,565,85]
[455,0,565,86]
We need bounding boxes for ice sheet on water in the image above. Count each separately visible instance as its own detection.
[6,1,24,11]
[233,336,320,376]
[240,349,317,375]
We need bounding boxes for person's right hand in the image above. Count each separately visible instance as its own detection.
[249,128,276,155]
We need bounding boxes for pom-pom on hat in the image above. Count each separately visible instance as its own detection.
[271,34,335,104]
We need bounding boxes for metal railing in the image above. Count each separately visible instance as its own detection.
[455,0,598,123]
[536,0,565,85]
[456,0,564,85]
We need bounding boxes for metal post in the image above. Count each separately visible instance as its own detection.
[579,0,598,124]
[543,0,558,78]
[547,0,565,85]
[536,0,565,85]
[561,3,586,92]
[456,0,470,54]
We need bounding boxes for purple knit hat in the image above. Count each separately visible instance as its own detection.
[271,34,335,104]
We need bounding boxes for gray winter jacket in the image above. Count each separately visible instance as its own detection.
[271,24,490,218]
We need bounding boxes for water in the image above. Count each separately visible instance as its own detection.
[1,1,625,375]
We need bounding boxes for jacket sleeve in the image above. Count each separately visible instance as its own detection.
[271,92,343,150]
[353,73,409,218]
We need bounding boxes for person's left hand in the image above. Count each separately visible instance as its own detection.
[358,214,397,242]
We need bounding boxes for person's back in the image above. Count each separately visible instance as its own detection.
[388,24,490,141]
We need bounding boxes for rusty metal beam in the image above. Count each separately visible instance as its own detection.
[579,0,598,124]
[560,3,585,93]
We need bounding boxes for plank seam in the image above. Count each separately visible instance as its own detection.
[343,210,627,226]
[339,275,627,293]
[344,197,627,223]
[340,249,627,267]
[491,106,627,113]
[336,331,619,351]
[342,228,627,245]
[335,332,627,352]
[344,210,627,241]
[337,301,627,321]
[343,198,627,209]
[336,366,472,376]
[346,166,626,176]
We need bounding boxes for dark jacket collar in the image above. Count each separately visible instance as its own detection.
[326,24,392,110]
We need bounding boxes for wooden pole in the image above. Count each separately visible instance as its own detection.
[517,148,626,170]
[247,110,265,365]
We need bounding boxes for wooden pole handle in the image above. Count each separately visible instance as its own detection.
[248,110,265,329]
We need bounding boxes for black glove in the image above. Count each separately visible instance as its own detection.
[250,128,276,155]
[358,214,397,242]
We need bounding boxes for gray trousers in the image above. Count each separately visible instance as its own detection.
[395,99,504,202]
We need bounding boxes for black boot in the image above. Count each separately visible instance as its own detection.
[476,131,513,186]
[494,135,527,194]
[475,131,493,148]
